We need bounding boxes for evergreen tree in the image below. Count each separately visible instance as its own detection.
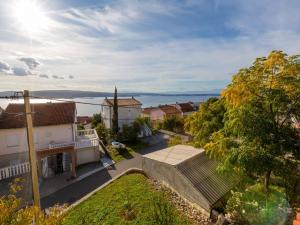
[112,86,119,135]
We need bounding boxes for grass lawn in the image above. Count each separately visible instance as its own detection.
[63,173,193,225]
[107,141,148,163]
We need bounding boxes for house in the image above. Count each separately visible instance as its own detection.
[101,97,142,130]
[0,102,103,181]
[142,145,238,216]
[141,104,181,124]
[77,116,93,129]
[172,102,196,116]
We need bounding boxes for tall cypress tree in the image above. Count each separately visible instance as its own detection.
[112,86,119,135]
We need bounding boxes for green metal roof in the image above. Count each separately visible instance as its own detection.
[177,153,237,207]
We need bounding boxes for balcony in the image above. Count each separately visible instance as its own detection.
[48,129,99,150]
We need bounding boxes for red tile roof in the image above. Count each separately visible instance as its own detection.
[103,97,142,106]
[176,102,195,113]
[159,105,181,115]
[0,102,76,129]
[77,116,92,125]
[141,107,155,115]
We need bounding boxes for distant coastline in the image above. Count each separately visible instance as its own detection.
[0,90,221,98]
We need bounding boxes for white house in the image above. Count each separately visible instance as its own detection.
[101,97,142,130]
[0,102,103,180]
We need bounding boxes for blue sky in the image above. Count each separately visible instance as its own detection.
[0,0,299,92]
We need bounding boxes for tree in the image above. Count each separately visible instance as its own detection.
[95,123,109,144]
[158,116,184,133]
[184,97,225,147]
[91,113,102,128]
[112,86,119,136]
[206,51,300,192]
[118,121,140,143]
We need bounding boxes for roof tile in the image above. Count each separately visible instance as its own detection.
[0,102,76,129]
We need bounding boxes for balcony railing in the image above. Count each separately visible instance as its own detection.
[48,129,99,150]
[0,162,30,180]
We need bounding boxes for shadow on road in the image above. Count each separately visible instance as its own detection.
[41,168,112,209]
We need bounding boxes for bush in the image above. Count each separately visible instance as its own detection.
[0,178,66,225]
[95,123,109,144]
[168,136,182,147]
[118,122,140,143]
[226,184,289,225]
[135,116,152,129]
[158,116,184,133]
[77,123,84,130]
[91,113,102,128]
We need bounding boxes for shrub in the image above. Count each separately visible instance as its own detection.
[77,123,84,130]
[91,113,102,128]
[226,184,289,225]
[118,122,140,143]
[95,123,109,144]
[0,178,66,225]
[159,116,184,133]
[168,136,182,147]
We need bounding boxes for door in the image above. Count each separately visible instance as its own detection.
[56,153,64,174]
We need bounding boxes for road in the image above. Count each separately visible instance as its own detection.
[41,135,168,209]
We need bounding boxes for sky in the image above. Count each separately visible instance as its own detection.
[0,0,299,93]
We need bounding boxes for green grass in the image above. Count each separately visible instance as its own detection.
[108,142,148,163]
[63,173,193,225]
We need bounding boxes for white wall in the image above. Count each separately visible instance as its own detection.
[76,147,100,165]
[102,105,142,129]
[0,124,74,156]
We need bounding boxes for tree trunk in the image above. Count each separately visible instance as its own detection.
[264,170,271,193]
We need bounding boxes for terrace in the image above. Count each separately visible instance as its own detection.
[0,129,102,181]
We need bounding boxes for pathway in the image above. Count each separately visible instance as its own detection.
[41,135,168,209]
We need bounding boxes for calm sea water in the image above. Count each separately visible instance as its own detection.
[0,95,217,116]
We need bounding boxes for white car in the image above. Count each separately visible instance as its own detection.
[111,141,126,149]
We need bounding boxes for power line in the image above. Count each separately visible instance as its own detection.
[29,95,142,109]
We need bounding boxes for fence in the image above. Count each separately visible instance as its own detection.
[0,162,30,180]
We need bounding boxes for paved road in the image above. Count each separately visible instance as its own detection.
[41,135,168,209]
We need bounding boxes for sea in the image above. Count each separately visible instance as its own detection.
[0,95,218,116]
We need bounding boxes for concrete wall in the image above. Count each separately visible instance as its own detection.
[101,105,142,130]
[76,146,100,165]
[142,157,211,214]
[0,124,74,166]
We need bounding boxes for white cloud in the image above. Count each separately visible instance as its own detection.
[0,60,10,73]
[19,57,40,69]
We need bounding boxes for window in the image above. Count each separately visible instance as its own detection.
[6,134,20,147]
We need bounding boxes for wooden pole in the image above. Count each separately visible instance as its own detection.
[23,90,40,207]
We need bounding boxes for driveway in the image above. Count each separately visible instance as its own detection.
[41,134,168,209]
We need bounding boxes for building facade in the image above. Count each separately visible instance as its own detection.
[0,102,102,181]
[101,97,142,130]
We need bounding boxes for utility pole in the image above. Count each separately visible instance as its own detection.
[23,90,40,207]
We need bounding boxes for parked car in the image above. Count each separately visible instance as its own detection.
[111,141,126,149]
